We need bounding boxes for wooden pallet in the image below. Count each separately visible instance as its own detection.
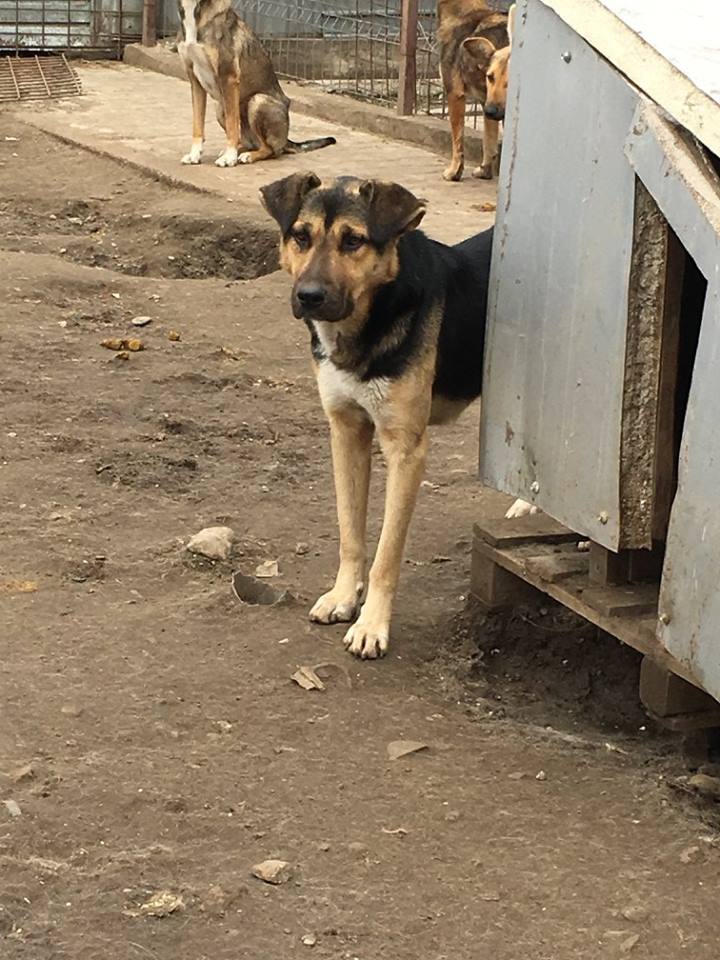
[471,514,720,730]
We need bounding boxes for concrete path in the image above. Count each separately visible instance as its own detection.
[20,61,496,246]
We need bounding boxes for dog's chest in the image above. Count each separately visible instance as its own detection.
[179,0,201,43]
[316,361,389,421]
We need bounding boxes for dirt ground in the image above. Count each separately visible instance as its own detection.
[1,116,720,960]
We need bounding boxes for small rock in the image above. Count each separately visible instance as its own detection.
[131,316,152,327]
[201,884,230,917]
[619,933,640,953]
[255,559,279,578]
[689,773,720,801]
[679,845,704,864]
[535,770,547,782]
[445,809,461,823]
[318,842,331,852]
[508,772,526,781]
[4,799,22,817]
[187,526,235,561]
[125,890,184,918]
[168,330,181,341]
[10,763,35,783]
[251,859,293,885]
[301,934,317,947]
[387,740,428,761]
[295,542,310,556]
[61,703,83,718]
[621,905,649,923]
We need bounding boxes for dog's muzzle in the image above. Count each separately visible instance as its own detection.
[292,283,352,322]
[483,103,504,121]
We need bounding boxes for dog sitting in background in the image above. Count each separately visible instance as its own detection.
[438,1,515,181]
[177,0,336,168]
[260,172,533,659]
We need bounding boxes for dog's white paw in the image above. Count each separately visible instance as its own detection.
[309,590,359,625]
[181,144,202,165]
[238,151,253,164]
[343,617,389,660]
[505,498,538,519]
[215,147,238,168]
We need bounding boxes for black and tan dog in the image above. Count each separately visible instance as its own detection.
[260,172,532,658]
[177,0,336,168]
[439,1,515,181]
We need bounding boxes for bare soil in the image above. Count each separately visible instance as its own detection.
[1,117,720,960]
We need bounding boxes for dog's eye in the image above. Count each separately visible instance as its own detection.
[291,229,310,250]
[341,233,366,253]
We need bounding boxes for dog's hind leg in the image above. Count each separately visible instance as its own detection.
[238,94,289,164]
[310,407,374,626]
[181,72,207,165]
[215,74,241,167]
[473,117,500,179]
[443,90,466,182]
[343,423,429,659]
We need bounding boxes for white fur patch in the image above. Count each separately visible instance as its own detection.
[215,146,238,168]
[238,151,253,164]
[181,139,203,165]
[505,498,538,519]
[180,0,197,43]
[316,359,389,421]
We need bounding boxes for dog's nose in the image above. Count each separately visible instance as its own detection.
[296,284,327,308]
[484,104,503,120]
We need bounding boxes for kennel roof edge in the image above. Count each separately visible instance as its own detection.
[539,0,720,157]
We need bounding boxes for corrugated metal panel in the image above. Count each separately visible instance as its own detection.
[479,0,638,549]
[0,0,142,51]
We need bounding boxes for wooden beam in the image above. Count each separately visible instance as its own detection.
[397,0,418,116]
[142,0,157,47]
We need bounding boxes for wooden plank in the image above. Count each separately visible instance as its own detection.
[589,542,630,585]
[472,533,701,688]
[619,179,667,550]
[524,552,589,583]
[581,583,658,618]
[397,0,418,116]
[470,545,542,611]
[640,656,719,719]
[652,228,684,541]
[474,514,580,548]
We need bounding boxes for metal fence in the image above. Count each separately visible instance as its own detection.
[0,0,143,55]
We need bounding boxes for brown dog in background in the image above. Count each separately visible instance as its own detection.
[439,1,516,181]
[178,0,336,168]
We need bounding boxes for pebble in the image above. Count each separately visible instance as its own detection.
[251,859,293,885]
[621,905,649,923]
[619,933,640,953]
[689,773,720,800]
[301,935,317,947]
[295,542,310,556]
[535,770,547,782]
[444,809,461,823]
[186,526,235,561]
[131,315,152,327]
[4,799,22,817]
[61,703,83,718]
[679,845,704,864]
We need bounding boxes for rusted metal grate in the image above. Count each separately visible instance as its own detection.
[0,53,81,101]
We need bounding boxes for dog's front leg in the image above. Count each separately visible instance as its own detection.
[474,116,500,179]
[181,73,207,165]
[443,90,466,182]
[343,425,428,659]
[310,407,374,625]
[215,76,240,167]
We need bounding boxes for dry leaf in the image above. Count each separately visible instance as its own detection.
[100,338,124,351]
[255,559,279,578]
[480,201,497,212]
[387,740,428,761]
[291,666,325,691]
[124,890,184,918]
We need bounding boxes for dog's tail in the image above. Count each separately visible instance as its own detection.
[285,136,336,154]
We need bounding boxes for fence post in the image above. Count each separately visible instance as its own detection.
[398,0,418,115]
[142,0,157,46]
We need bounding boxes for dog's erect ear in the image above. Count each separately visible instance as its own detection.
[507,3,516,46]
[462,36,496,68]
[358,180,427,246]
[259,172,321,235]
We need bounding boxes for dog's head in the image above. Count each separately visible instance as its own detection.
[462,3,515,121]
[260,173,426,323]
